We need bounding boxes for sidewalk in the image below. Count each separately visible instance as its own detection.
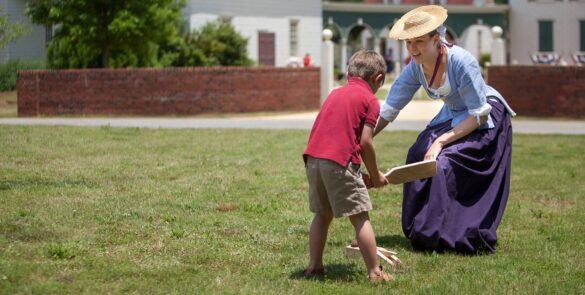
[1,101,584,134]
[257,100,443,121]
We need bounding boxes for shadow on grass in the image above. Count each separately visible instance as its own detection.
[289,263,361,282]
[326,235,412,250]
[378,234,497,256]
[377,234,412,251]
[0,178,98,190]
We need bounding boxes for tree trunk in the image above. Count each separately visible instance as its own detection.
[102,46,110,68]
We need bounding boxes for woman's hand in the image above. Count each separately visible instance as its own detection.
[424,141,443,161]
[423,115,485,161]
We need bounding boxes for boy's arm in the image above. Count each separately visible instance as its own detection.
[360,124,389,188]
[373,117,390,137]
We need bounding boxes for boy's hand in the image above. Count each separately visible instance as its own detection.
[362,173,373,188]
[370,171,389,188]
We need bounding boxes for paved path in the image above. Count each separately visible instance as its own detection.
[0,117,432,131]
[1,101,584,134]
[1,116,584,135]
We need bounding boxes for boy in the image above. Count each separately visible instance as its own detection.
[302,50,392,283]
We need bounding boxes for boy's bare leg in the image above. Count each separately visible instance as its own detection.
[307,212,334,271]
[348,211,379,277]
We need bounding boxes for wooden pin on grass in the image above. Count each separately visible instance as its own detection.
[345,242,401,271]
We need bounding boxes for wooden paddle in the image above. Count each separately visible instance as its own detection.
[384,160,437,184]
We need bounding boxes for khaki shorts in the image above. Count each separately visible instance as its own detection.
[305,156,372,218]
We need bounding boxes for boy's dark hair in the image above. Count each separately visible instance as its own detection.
[347,50,386,82]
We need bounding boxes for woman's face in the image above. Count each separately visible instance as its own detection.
[406,34,440,65]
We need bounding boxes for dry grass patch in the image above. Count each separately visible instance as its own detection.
[0,91,17,117]
[216,202,238,212]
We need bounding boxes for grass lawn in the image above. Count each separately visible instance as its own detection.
[0,126,583,294]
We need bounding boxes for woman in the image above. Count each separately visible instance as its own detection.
[374,5,516,254]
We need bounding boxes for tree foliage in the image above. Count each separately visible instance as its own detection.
[25,1,252,69]
[26,0,186,68]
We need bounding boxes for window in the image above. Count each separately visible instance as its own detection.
[290,19,299,57]
[219,14,232,25]
[538,20,553,52]
[45,25,53,48]
[581,20,585,51]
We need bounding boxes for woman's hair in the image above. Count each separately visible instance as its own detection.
[428,29,441,48]
[347,50,386,82]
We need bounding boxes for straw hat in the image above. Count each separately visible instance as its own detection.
[389,5,447,40]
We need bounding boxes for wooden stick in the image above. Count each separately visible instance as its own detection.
[389,254,402,265]
[376,249,396,268]
[377,247,398,257]
[345,245,400,268]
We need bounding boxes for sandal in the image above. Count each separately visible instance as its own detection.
[368,265,395,283]
[304,267,325,277]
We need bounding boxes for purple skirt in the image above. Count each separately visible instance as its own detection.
[402,98,512,254]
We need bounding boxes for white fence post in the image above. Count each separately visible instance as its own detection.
[340,38,348,78]
[321,29,334,105]
[490,26,506,65]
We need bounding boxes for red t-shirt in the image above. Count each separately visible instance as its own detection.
[303,77,380,167]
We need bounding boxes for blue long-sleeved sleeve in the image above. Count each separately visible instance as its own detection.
[381,62,421,122]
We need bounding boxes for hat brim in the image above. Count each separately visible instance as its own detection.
[389,5,447,40]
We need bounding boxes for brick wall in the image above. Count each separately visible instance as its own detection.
[17,67,320,117]
[446,0,473,4]
[487,66,585,118]
[401,0,430,4]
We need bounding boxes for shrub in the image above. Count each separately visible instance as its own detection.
[0,60,45,91]
[479,53,491,69]
[167,21,253,67]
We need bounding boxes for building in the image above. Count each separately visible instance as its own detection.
[0,0,49,63]
[323,0,508,74]
[508,0,585,65]
[185,0,322,67]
